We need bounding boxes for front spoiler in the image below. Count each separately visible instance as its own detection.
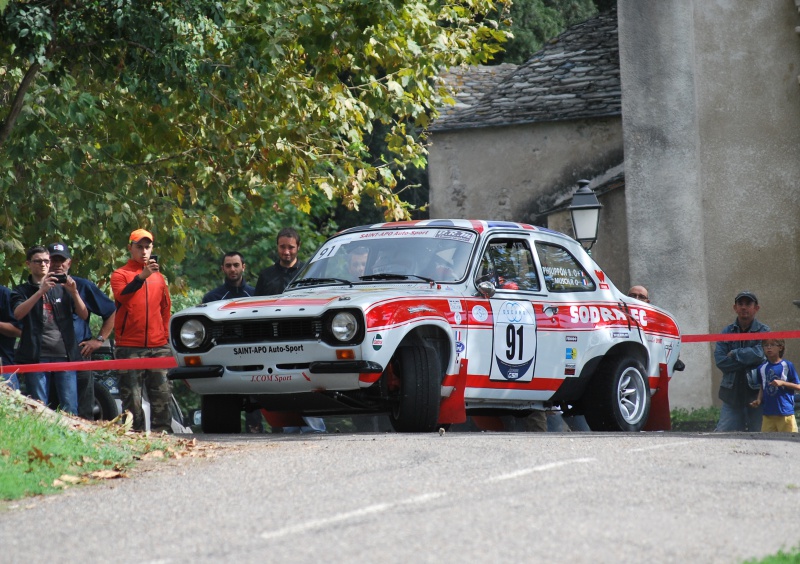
[168,366,224,380]
[167,360,383,381]
[309,360,383,374]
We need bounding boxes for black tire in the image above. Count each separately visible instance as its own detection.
[93,381,120,421]
[583,356,650,432]
[388,345,441,433]
[201,395,243,433]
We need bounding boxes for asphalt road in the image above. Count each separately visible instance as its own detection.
[3,431,800,563]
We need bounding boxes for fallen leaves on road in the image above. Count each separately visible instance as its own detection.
[88,469,127,480]
[2,385,233,498]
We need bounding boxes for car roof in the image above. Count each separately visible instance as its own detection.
[338,219,575,244]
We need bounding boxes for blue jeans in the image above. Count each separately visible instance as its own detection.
[1,372,19,390]
[715,401,762,432]
[26,357,78,415]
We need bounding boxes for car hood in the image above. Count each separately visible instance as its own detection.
[182,285,450,322]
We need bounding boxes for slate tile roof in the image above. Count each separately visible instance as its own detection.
[431,9,620,132]
[434,63,518,121]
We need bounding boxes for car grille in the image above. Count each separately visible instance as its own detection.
[209,319,323,344]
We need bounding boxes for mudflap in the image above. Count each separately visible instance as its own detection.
[642,362,671,431]
[438,359,468,425]
[261,411,307,428]
[471,416,506,431]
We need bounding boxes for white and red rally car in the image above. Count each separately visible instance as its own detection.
[168,220,681,433]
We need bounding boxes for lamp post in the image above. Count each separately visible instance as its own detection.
[568,179,602,252]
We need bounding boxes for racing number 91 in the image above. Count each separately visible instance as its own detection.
[316,245,337,259]
[506,324,524,361]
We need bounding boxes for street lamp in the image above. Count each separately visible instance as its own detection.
[568,179,602,252]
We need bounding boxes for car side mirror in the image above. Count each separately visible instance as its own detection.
[191,410,202,426]
[477,281,496,298]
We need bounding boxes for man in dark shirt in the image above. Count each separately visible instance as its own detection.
[0,284,22,389]
[254,228,324,433]
[48,242,116,420]
[255,228,305,296]
[204,251,259,432]
[203,251,256,303]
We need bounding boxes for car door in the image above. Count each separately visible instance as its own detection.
[476,238,541,384]
[532,240,600,384]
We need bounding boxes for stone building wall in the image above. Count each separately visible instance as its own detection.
[618,0,800,408]
[428,117,623,223]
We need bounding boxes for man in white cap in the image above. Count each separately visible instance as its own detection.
[110,229,173,432]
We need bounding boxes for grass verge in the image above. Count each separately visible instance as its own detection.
[669,406,720,431]
[0,384,192,501]
[744,544,800,563]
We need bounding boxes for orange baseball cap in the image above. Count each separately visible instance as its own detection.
[129,229,154,244]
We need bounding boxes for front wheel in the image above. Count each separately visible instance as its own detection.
[93,381,119,421]
[584,357,650,432]
[388,346,441,433]
[200,395,243,433]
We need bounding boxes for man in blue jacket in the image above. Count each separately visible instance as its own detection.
[202,251,255,303]
[714,290,770,432]
[48,242,116,420]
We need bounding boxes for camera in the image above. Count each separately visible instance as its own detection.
[150,254,159,263]
[53,273,68,284]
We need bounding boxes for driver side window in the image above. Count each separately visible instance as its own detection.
[475,239,540,291]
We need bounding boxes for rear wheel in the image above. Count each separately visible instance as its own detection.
[584,357,650,432]
[388,345,441,433]
[201,395,243,433]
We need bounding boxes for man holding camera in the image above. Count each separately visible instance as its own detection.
[11,245,89,414]
[111,229,173,432]
[48,242,116,420]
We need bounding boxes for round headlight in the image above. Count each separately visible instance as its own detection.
[180,319,206,349]
[330,311,358,342]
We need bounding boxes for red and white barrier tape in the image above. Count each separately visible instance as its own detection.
[0,357,177,374]
[680,330,800,343]
[2,330,798,374]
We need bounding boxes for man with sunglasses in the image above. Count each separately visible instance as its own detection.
[627,285,650,303]
[11,245,88,414]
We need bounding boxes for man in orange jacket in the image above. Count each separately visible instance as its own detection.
[110,228,173,432]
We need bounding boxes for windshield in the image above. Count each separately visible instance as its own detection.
[292,227,477,285]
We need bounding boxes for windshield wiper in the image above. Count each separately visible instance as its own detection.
[359,273,435,283]
[291,277,353,288]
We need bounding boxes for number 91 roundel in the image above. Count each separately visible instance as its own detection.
[490,300,537,382]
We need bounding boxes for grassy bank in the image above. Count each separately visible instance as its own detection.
[0,385,184,501]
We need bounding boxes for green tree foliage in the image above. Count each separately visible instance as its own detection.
[0,0,510,289]
[178,189,337,293]
[496,0,598,64]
